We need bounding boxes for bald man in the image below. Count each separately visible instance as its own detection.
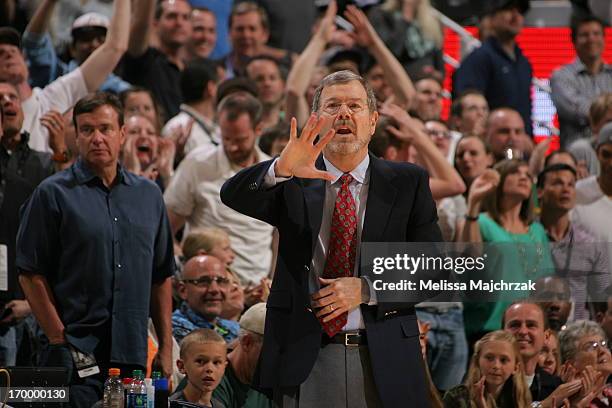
[503,302,562,403]
[486,107,534,162]
[172,255,240,343]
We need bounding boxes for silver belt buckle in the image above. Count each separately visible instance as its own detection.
[344,332,360,347]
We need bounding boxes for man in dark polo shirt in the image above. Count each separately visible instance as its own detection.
[122,0,192,121]
[16,92,175,408]
[452,0,533,136]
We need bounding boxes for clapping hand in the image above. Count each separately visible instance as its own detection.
[544,379,582,407]
[473,376,488,408]
[122,135,142,174]
[168,119,194,162]
[560,362,578,383]
[156,138,176,181]
[244,278,271,306]
[570,366,604,407]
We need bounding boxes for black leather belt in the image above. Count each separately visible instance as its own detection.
[322,331,367,347]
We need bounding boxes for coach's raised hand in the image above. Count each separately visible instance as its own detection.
[274,115,336,180]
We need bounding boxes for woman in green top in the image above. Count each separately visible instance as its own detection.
[460,159,555,345]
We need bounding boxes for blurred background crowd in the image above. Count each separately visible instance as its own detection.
[1,0,612,406]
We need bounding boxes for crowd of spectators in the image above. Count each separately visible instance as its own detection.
[1,0,612,406]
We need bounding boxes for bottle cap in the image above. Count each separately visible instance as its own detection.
[152,371,161,380]
[144,378,152,386]
[132,369,143,378]
[108,368,121,376]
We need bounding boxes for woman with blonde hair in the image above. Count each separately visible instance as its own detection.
[444,330,532,408]
[367,0,445,79]
[182,227,236,266]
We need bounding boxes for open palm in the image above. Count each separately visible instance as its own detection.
[275,114,336,181]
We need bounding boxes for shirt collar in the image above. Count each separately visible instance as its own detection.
[322,154,369,185]
[0,132,29,156]
[219,144,268,175]
[487,36,523,61]
[571,57,612,74]
[179,104,217,129]
[73,158,133,186]
[571,58,591,75]
[546,222,572,244]
[181,301,216,326]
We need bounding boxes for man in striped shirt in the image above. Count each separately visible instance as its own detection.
[537,163,610,319]
[551,15,612,148]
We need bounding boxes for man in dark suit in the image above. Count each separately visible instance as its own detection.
[221,70,442,408]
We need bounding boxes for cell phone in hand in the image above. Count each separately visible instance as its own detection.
[335,15,354,32]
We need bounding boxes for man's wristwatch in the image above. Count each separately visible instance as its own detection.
[51,150,71,164]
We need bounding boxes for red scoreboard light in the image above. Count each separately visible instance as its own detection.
[442,27,612,144]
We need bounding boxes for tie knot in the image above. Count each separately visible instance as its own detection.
[340,173,353,186]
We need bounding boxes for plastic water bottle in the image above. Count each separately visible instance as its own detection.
[103,368,124,408]
[153,377,169,408]
[122,378,132,407]
[145,378,155,408]
[127,370,147,408]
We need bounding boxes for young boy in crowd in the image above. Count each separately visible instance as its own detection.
[171,329,228,407]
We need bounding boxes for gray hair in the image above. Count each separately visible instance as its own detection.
[311,70,377,114]
[558,320,606,363]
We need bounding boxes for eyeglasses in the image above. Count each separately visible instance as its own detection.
[321,101,368,115]
[182,276,230,288]
[425,129,451,140]
[580,339,608,353]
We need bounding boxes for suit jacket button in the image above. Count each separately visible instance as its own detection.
[249,182,257,191]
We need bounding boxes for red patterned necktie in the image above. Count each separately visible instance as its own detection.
[320,173,358,337]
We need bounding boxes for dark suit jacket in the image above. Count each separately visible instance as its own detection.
[220,154,443,408]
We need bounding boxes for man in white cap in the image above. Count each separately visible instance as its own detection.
[22,1,131,93]
[213,303,274,408]
[0,0,131,154]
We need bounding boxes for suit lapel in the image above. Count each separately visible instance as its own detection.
[362,155,398,242]
[303,156,327,252]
